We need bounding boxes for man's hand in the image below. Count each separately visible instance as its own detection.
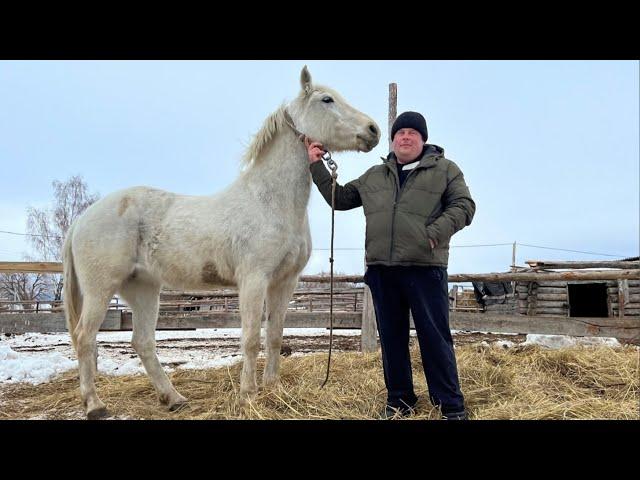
[305,138,325,164]
[429,238,437,249]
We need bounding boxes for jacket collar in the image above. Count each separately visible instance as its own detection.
[382,144,444,171]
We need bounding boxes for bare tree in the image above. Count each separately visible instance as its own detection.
[0,176,99,305]
[0,273,49,311]
[27,175,99,262]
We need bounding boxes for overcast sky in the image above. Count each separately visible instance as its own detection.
[0,60,637,275]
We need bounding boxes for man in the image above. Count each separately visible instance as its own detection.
[307,111,475,420]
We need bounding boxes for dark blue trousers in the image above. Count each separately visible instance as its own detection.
[364,265,464,414]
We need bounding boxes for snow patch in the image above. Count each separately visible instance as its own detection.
[523,334,621,349]
[0,344,76,385]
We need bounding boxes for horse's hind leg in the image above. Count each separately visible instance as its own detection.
[119,279,187,411]
[263,274,298,387]
[238,274,268,404]
[75,292,114,419]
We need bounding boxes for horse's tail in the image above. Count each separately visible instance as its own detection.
[63,223,82,351]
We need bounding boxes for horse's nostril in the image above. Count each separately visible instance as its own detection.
[369,124,378,136]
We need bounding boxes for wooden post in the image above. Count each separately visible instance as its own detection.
[361,276,377,352]
[451,285,458,311]
[360,82,397,353]
[618,279,627,318]
[510,241,517,299]
[388,83,397,150]
[360,83,398,352]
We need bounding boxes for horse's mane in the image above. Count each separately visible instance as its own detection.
[242,104,288,166]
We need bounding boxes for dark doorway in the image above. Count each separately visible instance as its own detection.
[567,283,609,317]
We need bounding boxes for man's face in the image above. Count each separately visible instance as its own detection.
[392,128,424,163]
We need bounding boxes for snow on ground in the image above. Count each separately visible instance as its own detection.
[0,343,76,385]
[0,328,361,385]
[451,329,521,336]
[522,334,621,349]
[4,328,361,348]
[0,328,625,386]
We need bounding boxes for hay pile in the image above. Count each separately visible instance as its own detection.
[1,343,638,420]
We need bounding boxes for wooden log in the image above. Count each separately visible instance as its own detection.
[0,262,62,273]
[535,301,568,308]
[534,309,568,315]
[450,270,640,282]
[516,284,568,295]
[536,287,568,294]
[161,288,364,298]
[0,300,63,305]
[4,262,639,283]
[484,304,516,310]
[535,294,568,301]
[120,311,362,330]
[0,310,121,334]
[526,260,640,269]
[607,287,640,295]
[536,281,570,287]
[450,312,639,340]
[299,275,364,284]
[611,303,640,310]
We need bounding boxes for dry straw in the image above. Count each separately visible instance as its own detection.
[1,344,638,420]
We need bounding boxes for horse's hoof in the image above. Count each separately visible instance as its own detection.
[168,398,188,412]
[239,390,257,407]
[262,378,279,389]
[87,407,109,420]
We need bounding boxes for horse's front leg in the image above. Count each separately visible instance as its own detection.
[263,275,298,387]
[238,275,268,404]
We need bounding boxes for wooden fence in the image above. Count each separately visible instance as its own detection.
[1,262,639,345]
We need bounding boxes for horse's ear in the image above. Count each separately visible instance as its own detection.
[300,65,312,95]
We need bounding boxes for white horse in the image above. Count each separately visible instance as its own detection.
[63,66,380,419]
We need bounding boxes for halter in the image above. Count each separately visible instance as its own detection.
[283,109,307,143]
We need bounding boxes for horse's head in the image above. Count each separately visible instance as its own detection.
[289,66,380,153]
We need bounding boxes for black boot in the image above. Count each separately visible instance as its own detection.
[380,404,415,420]
[441,410,468,420]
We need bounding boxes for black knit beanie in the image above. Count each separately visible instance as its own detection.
[391,111,428,142]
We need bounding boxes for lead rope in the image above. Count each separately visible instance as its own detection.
[282,109,338,388]
[320,151,338,389]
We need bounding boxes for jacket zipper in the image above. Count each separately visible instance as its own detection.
[388,169,399,261]
[388,165,421,261]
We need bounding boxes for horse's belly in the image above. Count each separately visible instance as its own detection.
[150,246,236,291]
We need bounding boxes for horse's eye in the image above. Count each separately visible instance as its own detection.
[322,96,334,103]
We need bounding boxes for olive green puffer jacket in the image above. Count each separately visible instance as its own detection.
[309,144,475,267]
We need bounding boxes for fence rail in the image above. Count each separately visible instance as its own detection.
[3,262,640,281]
[1,310,636,341]
[2,262,639,344]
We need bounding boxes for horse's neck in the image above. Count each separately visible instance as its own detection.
[241,128,311,221]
